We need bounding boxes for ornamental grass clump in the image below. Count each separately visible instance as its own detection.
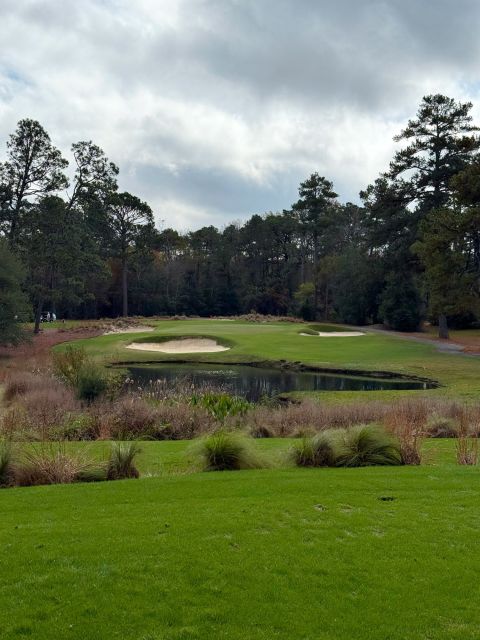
[335,424,403,467]
[291,432,337,467]
[192,431,263,471]
[15,444,94,486]
[107,442,141,479]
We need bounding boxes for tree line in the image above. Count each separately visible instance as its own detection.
[1,93,480,342]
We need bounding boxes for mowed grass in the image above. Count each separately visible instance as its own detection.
[1,439,479,640]
[61,319,480,399]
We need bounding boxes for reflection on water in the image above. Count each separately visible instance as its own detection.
[125,363,435,402]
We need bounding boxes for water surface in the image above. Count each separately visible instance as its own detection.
[125,363,435,401]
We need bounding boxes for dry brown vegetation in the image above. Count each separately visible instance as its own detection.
[2,369,480,456]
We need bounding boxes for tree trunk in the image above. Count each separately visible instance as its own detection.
[122,257,128,317]
[34,300,43,334]
[438,313,449,339]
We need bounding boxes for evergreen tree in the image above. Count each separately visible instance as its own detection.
[0,119,68,245]
[0,239,28,345]
[107,192,154,317]
[389,94,480,211]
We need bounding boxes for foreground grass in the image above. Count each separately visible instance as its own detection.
[0,440,479,640]
[61,319,480,399]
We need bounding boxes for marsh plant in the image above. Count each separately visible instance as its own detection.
[190,392,251,423]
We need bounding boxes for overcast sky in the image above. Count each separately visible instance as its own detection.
[1,0,480,231]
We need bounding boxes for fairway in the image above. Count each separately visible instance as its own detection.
[63,319,480,399]
[1,439,479,640]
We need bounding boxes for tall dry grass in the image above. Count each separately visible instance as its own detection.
[4,369,480,446]
[455,406,479,465]
[383,399,430,465]
[241,399,387,437]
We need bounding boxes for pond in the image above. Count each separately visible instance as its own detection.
[124,363,436,401]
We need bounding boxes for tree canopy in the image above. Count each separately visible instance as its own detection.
[1,95,479,337]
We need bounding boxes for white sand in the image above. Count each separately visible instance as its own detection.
[104,325,154,335]
[300,331,365,337]
[126,338,230,353]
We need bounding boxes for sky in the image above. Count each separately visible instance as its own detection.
[1,0,480,231]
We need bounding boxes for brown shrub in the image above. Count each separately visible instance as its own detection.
[21,387,79,436]
[1,382,80,440]
[85,395,216,440]
[383,399,430,465]
[455,406,479,465]
[3,371,55,402]
[426,415,458,438]
[109,396,158,439]
[240,400,386,437]
[153,402,216,440]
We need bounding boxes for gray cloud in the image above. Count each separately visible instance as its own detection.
[1,0,480,229]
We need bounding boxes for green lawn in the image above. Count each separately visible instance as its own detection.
[1,439,479,640]
[61,319,480,399]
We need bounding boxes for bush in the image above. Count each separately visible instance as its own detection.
[291,432,337,467]
[241,400,386,437]
[192,431,263,471]
[53,346,109,402]
[108,396,158,439]
[107,442,141,480]
[455,407,479,465]
[76,366,108,402]
[383,400,427,465]
[52,414,96,441]
[2,386,80,440]
[151,403,215,440]
[53,346,89,387]
[335,425,403,467]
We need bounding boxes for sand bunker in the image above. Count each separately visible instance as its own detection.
[300,331,365,337]
[104,325,154,335]
[126,338,230,353]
